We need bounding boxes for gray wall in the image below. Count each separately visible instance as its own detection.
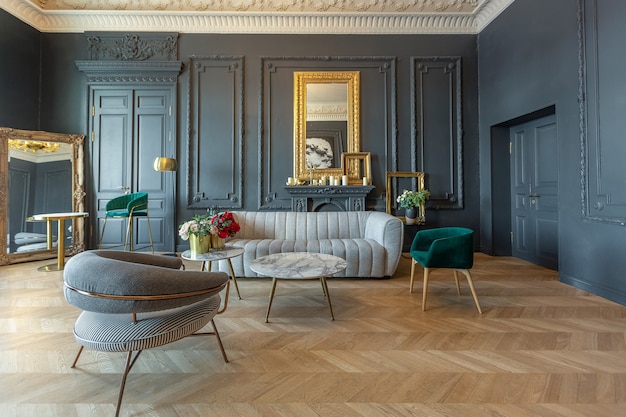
[0,12,40,129]
[478,0,626,305]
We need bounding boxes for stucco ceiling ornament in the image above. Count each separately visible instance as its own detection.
[32,0,483,13]
[9,0,514,33]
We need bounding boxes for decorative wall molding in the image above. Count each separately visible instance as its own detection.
[1,0,514,34]
[187,55,244,210]
[580,0,626,224]
[85,32,178,61]
[258,56,396,211]
[75,60,183,84]
[410,56,463,210]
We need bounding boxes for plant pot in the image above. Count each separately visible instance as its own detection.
[405,208,418,225]
[211,235,226,250]
[189,234,210,255]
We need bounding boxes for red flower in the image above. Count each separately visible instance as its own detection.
[210,211,240,238]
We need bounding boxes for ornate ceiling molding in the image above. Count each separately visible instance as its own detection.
[1,0,514,34]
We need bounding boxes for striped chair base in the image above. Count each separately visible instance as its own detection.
[71,296,227,417]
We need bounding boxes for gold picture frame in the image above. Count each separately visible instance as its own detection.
[341,152,371,185]
[385,171,426,224]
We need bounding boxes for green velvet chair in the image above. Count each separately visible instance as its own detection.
[409,227,482,313]
[98,192,154,252]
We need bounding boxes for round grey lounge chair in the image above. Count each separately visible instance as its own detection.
[63,250,230,417]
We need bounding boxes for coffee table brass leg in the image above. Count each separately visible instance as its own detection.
[265,277,278,323]
[227,259,242,299]
[320,276,334,320]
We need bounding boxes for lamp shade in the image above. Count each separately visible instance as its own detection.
[153,157,177,172]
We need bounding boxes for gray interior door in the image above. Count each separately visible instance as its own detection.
[91,87,175,252]
[510,115,559,270]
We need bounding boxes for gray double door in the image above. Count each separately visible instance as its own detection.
[510,115,559,270]
[90,87,176,252]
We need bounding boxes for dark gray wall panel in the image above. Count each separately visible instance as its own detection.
[187,56,244,210]
[0,11,40,130]
[582,0,626,223]
[411,57,463,210]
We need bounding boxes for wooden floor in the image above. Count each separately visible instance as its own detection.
[1,253,625,417]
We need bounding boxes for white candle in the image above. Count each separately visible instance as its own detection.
[362,177,368,186]
[329,176,335,185]
[287,177,294,185]
[342,175,349,186]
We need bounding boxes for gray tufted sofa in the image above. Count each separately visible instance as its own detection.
[215,211,404,278]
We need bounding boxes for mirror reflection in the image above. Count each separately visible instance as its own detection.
[0,128,86,265]
[305,83,348,169]
[294,71,360,181]
[8,141,73,254]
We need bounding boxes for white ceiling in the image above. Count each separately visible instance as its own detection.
[1,0,514,34]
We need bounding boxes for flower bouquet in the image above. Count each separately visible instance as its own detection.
[179,214,213,255]
[209,211,240,239]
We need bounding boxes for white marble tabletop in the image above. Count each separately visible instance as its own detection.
[181,245,244,262]
[250,252,347,279]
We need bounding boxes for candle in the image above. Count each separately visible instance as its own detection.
[342,175,349,186]
[287,177,295,185]
[329,176,335,185]
[362,177,369,186]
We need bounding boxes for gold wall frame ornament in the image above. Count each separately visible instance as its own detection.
[0,127,86,265]
[386,171,426,224]
[341,152,371,185]
[293,70,360,181]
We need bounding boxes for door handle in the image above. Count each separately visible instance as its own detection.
[117,185,130,195]
[529,194,539,198]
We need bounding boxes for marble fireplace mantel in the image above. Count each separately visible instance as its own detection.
[285,185,375,212]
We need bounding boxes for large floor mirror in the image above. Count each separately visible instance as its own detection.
[0,128,86,265]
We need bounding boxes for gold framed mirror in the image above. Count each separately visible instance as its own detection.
[293,71,360,181]
[0,128,86,265]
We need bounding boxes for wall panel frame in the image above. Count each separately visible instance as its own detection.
[187,55,244,210]
[411,56,463,210]
[259,56,396,211]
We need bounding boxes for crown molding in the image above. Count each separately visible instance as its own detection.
[1,0,513,34]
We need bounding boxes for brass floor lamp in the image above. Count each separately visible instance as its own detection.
[154,157,177,253]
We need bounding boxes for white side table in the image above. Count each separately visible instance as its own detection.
[181,245,244,299]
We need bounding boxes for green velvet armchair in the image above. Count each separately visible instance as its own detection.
[98,191,154,252]
[409,227,482,313]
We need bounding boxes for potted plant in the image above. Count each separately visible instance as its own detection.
[179,214,213,255]
[396,188,431,225]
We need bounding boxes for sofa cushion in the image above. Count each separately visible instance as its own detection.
[227,238,385,277]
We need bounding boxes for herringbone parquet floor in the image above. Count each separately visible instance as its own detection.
[1,253,625,416]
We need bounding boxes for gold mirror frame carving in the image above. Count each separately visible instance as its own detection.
[0,128,86,265]
[293,71,360,181]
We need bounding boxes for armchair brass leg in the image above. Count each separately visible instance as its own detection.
[98,218,108,249]
[453,270,462,295]
[115,351,134,417]
[422,268,431,311]
[459,269,482,314]
[71,346,84,368]
[410,259,417,293]
[211,319,229,363]
[145,214,154,253]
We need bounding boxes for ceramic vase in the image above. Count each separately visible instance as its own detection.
[211,235,226,250]
[189,234,210,255]
[405,208,418,225]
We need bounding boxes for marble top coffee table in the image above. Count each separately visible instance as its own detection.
[249,252,347,322]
